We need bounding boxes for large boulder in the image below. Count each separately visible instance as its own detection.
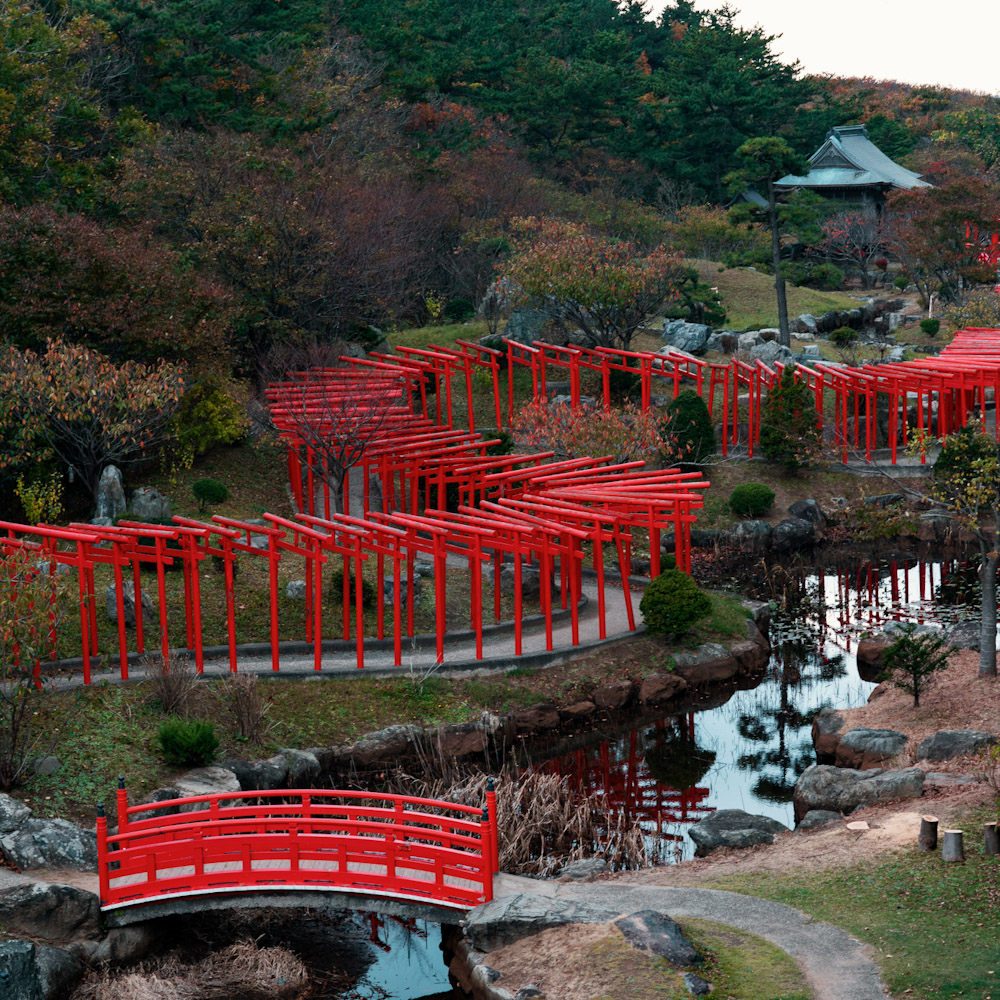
[793,765,924,821]
[504,307,554,346]
[788,499,826,529]
[728,519,772,553]
[770,517,815,553]
[672,643,739,686]
[749,341,793,366]
[105,581,156,626]
[174,765,241,799]
[915,730,998,762]
[130,487,171,521]
[0,939,41,1000]
[0,792,32,834]
[835,728,907,769]
[220,755,288,791]
[639,673,688,705]
[0,882,101,943]
[855,633,893,680]
[811,708,845,760]
[614,911,702,967]
[348,725,420,767]
[689,809,788,856]
[661,320,711,355]
[0,818,98,871]
[279,748,321,785]
[35,946,84,999]
[797,809,843,831]
[945,621,982,651]
[464,893,618,952]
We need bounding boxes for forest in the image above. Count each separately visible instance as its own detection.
[2,0,999,513]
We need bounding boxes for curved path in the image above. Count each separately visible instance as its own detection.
[493,873,888,1000]
[47,571,645,690]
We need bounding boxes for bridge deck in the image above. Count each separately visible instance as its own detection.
[107,856,481,910]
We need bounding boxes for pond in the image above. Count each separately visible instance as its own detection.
[529,555,981,861]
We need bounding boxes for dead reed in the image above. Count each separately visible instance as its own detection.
[222,673,274,743]
[71,940,309,1000]
[393,766,658,876]
[142,651,198,716]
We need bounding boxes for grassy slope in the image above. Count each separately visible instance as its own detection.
[685,259,863,331]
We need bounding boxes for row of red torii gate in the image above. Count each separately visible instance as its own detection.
[6,325,1000,683]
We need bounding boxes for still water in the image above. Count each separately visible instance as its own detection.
[536,557,979,859]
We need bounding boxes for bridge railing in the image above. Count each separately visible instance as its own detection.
[97,785,498,913]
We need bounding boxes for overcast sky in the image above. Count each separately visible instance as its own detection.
[647,1,1000,95]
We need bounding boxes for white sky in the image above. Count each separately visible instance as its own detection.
[647,1,1000,95]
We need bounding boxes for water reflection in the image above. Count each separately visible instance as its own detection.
[537,557,979,860]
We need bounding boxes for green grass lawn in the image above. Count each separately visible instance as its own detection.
[685,258,861,331]
[699,810,1000,1000]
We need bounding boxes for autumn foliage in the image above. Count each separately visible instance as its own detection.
[0,340,184,500]
[513,399,665,464]
[500,218,685,350]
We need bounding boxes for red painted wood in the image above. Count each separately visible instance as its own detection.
[97,788,495,913]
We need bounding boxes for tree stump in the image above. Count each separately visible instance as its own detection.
[917,815,938,852]
[941,829,965,863]
[985,822,999,857]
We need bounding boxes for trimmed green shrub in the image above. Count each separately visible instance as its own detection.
[640,569,712,638]
[660,552,677,571]
[661,389,715,464]
[157,718,219,766]
[444,297,475,322]
[330,568,377,610]
[760,365,821,472]
[830,326,857,347]
[809,263,845,290]
[893,274,910,290]
[729,482,775,518]
[192,477,230,512]
[919,318,940,337]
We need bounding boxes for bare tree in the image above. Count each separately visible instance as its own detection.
[267,366,408,513]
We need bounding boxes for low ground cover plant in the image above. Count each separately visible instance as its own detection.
[157,718,220,766]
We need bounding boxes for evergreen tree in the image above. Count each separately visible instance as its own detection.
[759,365,821,472]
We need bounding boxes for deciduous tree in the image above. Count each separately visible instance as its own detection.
[0,340,184,502]
[499,217,684,350]
[888,178,1000,306]
[0,206,234,367]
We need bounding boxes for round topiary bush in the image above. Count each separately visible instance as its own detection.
[639,569,713,638]
[919,318,940,337]
[192,478,230,512]
[157,718,219,766]
[830,326,857,348]
[893,274,909,290]
[729,482,775,518]
[661,389,715,464]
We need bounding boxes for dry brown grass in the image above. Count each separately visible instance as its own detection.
[394,766,658,875]
[222,673,274,743]
[143,651,198,717]
[841,649,1000,768]
[73,940,309,1000]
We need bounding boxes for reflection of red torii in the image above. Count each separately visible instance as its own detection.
[539,718,715,840]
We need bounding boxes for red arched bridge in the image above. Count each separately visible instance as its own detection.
[96,783,498,924]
